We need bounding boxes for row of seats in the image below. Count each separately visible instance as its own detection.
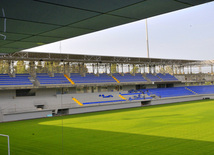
[0,74,33,86]
[37,73,70,85]
[145,73,162,81]
[123,85,214,99]
[37,73,179,85]
[143,87,194,98]
[40,73,177,85]
[113,73,147,82]
[187,85,214,94]
[156,73,178,81]
[0,73,179,86]
[70,73,116,83]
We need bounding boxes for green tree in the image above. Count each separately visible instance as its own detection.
[44,61,53,73]
[14,60,26,73]
[53,61,61,73]
[0,60,4,73]
[70,64,88,73]
[111,64,117,73]
[131,65,139,73]
[36,61,43,73]
[158,66,173,74]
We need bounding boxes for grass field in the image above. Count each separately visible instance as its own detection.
[1,100,214,155]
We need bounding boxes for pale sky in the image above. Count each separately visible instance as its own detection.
[25,2,214,61]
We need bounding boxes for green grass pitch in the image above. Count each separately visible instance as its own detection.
[1,100,214,155]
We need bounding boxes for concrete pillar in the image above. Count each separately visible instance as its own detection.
[63,62,65,74]
[7,60,11,74]
[199,66,202,74]
[64,62,70,76]
[9,61,15,77]
[84,87,87,93]
[29,61,36,77]
[109,63,112,76]
[182,66,185,74]
[105,64,107,74]
[149,65,151,74]
[177,66,179,74]
[98,86,101,92]
[67,62,70,75]
[97,63,99,76]
[92,64,94,74]
[12,61,15,75]
[128,65,130,73]
[179,66,181,74]
[80,63,85,77]
[143,65,145,74]
[51,62,54,73]
[10,61,13,74]
[171,64,174,75]
[68,62,71,74]
[43,61,47,73]
[78,63,81,74]
[150,65,152,74]
[121,64,124,76]
[116,64,119,73]
[163,65,165,75]
[132,64,135,76]
[175,66,177,74]
[133,64,135,73]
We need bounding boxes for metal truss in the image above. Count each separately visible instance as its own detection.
[0,51,204,67]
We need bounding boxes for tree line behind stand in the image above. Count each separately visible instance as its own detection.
[0,60,174,74]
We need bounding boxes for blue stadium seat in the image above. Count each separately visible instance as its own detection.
[70,73,116,83]
[145,74,161,81]
[187,85,214,94]
[141,87,194,98]
[156,73,178,81]
[122,87,195,98]
[0,73,33,86]
[113,73,147,83]
[37,73,70,85]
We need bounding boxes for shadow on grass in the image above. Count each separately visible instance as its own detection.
[1,124,214,155]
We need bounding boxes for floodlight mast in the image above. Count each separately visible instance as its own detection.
[0,134,10,155]
[145,19,150,58]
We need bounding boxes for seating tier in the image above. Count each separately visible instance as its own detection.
[157,73,178,81]
[187,85,214,94]
[145,73,161,81]
[113,73,147,82]
[0,74,32,86]
[70,73,116,83]
[37,73,70,85]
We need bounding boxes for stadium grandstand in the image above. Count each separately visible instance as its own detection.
[0,0,213,122]
[0,52,214,122]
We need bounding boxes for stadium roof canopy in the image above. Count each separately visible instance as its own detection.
[0,0,213,55]
[0,51,202,66]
